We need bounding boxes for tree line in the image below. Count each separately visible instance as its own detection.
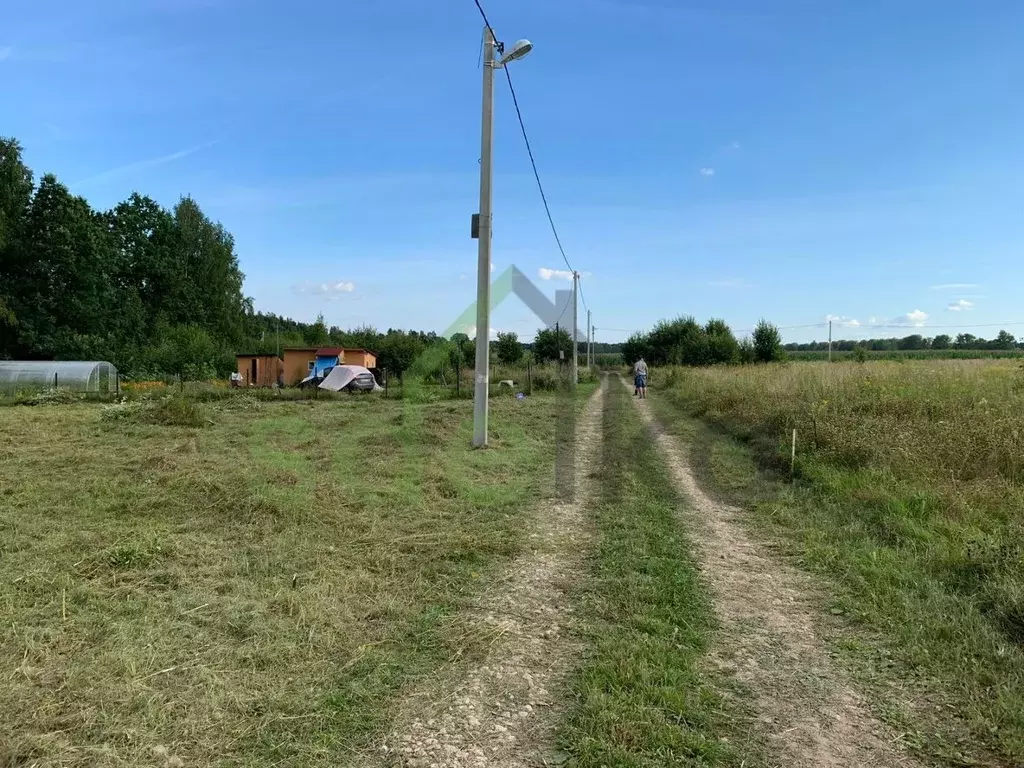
[4,137,598,381]
[620,317,783,366]
[785,331,1021,353]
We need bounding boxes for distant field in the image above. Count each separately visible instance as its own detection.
[654,359,1024,763]
[0,392,571,766]
[787,348,1024,361]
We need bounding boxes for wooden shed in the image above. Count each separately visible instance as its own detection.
[235,354,284,387]
[343,349,378,368]
[282,348,318,386]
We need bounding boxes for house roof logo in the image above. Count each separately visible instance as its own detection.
[443,265,583,339]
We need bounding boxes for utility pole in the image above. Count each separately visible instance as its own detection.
[469,28,533,447]
[472,26,497,448]
[828,320,833,363]
[571,271,579,385]
[587,309,592,368]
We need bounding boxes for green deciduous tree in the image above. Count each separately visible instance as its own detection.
[495,331,523,364]
[752,320,783,363]
[533,327,572,363]
[377,330,425,377]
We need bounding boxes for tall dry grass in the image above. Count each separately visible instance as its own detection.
[658,359,1024,762]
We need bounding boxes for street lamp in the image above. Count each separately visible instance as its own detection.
[472,27,533,448]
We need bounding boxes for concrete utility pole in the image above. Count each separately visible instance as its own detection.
[470,28,533,448]
[571,271,579,385]
[471,27,497,448]
[828,319,833,363]
[587,309,592,367]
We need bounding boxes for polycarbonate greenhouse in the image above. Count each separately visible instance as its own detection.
[0,361,119,394]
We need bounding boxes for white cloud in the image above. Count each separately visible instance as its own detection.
[538,267,573,281]
[947,299,974,312]
[826,314,860,328]
[891,309,928,327]
[459,273,468,281]
[699,167,715,177]
[0,46,13,62]
[930,283,979,290]
[293,280,356,301]
[729,140,741,150]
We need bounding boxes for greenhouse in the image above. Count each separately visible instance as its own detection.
[0,361,119,395]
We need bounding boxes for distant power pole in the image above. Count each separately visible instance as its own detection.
[828,320,833,363]
[587,309,592,367]
[571,272,579,385]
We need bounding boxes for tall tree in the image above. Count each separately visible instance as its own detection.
[752,320,783,363]
[704,318,739,364]
[533,327,572,363]
[494,331,523,364]
[0,139,34,356]
[8,175,113,358]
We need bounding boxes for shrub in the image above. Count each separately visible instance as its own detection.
[24,387,79,406]
[101,397,209,427]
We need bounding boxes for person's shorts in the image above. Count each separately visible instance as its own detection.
[635,374,647,388]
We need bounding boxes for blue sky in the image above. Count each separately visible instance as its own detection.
[4,0,1023,345]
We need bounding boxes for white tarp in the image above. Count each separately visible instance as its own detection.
[318,364,381,392]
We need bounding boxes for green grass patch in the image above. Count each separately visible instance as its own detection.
[653,361,1024,765]
[558,380,747,767]
[0,391,578,767]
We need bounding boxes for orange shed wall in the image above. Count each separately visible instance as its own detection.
[236,356,251,382]
[236,356,283,387]
[342,350,377,368]
[282,350,316,386]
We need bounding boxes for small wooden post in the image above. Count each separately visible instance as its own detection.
[791,429,797,477]
[527,359,532,395]
[54,372,58,388]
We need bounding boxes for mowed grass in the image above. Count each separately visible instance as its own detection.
[0,392,563,767]
[654,360,1024,764]
[558,379,746,767]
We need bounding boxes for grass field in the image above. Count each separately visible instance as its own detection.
[786,348,1024,361]
[0,390,577,767]
[654,359,1024,764]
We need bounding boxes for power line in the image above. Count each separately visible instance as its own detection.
[554,289,573,324]
[471,0,581,286]
[501,67,577,280]
[472,0,497,44]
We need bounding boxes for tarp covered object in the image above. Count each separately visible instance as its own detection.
[318,365,381,392]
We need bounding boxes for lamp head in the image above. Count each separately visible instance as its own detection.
[499,39,533,66]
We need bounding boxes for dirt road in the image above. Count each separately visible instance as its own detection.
[626,377,921,768]
[378,385,603,768]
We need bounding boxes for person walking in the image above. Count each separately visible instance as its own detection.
[633,357,648,399]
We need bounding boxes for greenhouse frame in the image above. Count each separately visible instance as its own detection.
[0,361,119,395]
